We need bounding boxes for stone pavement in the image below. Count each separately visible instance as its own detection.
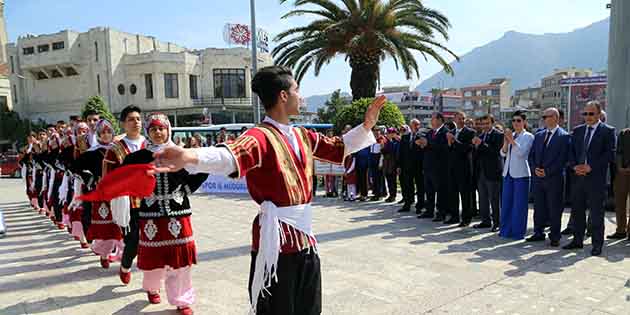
[1,178,629,315]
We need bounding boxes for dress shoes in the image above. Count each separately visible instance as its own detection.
[398,207,411,213]
[562,241,584,250]
[591,247,602,256]
[444,218,460,225]
[432,216,444,222]
[549,240,560,247]
[525,234,546,242]
[458,221,470,227]
[385,197,396,203]
[560,227,574,235]
[607,232,627,239]
[417,212,434,219]
[119,268,131,285]
[491,226,499,232]
[397,199,405,204]
[473,222,492,229]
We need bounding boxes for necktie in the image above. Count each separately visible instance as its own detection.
[540,130,552,167]
[582,126,594,164]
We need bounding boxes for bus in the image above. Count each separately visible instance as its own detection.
[171,123,334,145]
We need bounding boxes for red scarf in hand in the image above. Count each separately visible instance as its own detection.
[78,164,156,202]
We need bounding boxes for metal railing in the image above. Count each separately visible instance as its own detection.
[192,97,252,108]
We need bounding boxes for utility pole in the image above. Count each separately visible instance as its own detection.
[250,0,260,123]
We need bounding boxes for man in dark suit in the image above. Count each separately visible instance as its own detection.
[563,101,616,256]
[472,114,504,231]
[397,119,424,213]
[418,112,450,222]
[447,111,476,226]
[526,107,570,247]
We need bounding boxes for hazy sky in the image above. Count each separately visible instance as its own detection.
[5,0,611,97]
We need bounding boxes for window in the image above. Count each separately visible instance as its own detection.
[130,84,137,95]
[164,73,179,98]
[52,41,64,50]
[486,90,492,96]
[51,69,63,78]
[12,85,17,104]
[97,74,101,95]
[64,67,78,76]
[464,91,472,97]
[213,68,246,98]
[145,74,154,99]
[94,42,99,62]
[475,90,482,96]
[10,56,14,74]
[37,44,50,53]
[36,71,48,80]
[23,47,34,55]
[189,75,199,99]
[118,84,125,95]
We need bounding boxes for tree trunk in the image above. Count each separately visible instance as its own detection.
[349,60,379,101]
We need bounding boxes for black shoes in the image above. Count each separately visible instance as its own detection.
[432,215,444,222]
[444,218,460,225]
[397,199,405,204]
[384,197,396,203]
[550,240,560,247]
[525,234,545,242]
[417,212,434,219]
[561,227,574,235]
[398,207,410,213]
[606,232,627,239]
[458,221,470,227]
[562,241,584,250]
[591,247,602,256]
[473,222,492,229]
[491,226,499,232]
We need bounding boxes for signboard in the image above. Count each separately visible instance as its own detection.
[223,23,269,53]
[559,76,607,86]
[199,175,249,194]
[314,160,345,176]
[567,83,607,129]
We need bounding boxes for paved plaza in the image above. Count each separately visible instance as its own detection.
[1,178,630,314]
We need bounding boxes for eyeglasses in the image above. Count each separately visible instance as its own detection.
[512,118,523,123]
[541,115,552,119]
[582,112,597,116]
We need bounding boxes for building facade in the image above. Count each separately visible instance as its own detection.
[378,86,435,125]
[512,86,541,109]
[560,75,608,129]
[460,78,511,118]
[540,68,592,109]
[8,27,272,125]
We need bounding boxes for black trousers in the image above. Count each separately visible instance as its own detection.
[249,249,322,315]
[425,172,448,217]
[400,167,424,209]
[121,211,140,269]
[571,176,606,247]
[81,201,92,242]
[356,167,369,197]
[385,172,397,199]
[450,175,472,222]
[52,175,63,222]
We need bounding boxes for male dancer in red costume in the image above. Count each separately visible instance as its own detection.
[151,66,385,315]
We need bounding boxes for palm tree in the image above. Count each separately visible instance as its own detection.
[274,0,459,100]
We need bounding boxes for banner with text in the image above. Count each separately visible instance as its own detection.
[199,175,249,194]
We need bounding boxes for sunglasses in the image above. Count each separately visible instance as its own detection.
[541,115,552,119]
[512,119,523,123]
[582,112,597,116]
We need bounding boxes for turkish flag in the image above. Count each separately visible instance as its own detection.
[78,164,156,202]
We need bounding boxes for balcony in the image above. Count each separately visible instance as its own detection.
[192,97,252,111]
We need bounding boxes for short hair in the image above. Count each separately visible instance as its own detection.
[84,109,99,118]
[454,111,466,118]
[479,114,495,123]
[251,66,294,111]
[56,120,66,125]
[69,115,80,121]
[46,124,55,129]
[585,100,602,112]
[432,112,445,122]
[558,109,565,120]
[512,110,527,120]
[120,105,142,122]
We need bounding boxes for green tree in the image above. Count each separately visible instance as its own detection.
[0,111,44,147]
[334,97,404,133]
[275,0,458,100]
[316,89,348,123]
[81,95,119,133]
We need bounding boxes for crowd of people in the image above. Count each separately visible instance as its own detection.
[11,64,626,314]
[327,101,621,257]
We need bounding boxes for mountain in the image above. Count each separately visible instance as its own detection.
[304,91,351,112]
[415,17,610,93]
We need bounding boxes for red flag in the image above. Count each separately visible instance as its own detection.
[78,164,156,202]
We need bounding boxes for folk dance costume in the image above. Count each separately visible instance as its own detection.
[103,131,146,284]
[19,143,37,209]
[32,142,48,214]
[343,155,357,201]
[183,117,375,315]
[73,119,124,268]
[119,113,206,314]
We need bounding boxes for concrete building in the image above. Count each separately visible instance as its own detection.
[512,86,541,109]
[499,107,542,130]
[433,88,463,119]
[8,27,272,125]
[0,0,11,112]
[607,0,630,129]
[460,78,511,118]
[378,86,435,125]
[540,68,592,109]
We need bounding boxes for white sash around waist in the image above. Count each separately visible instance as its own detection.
[249,201,315,314]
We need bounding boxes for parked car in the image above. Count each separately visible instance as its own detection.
[0,152,20,178]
